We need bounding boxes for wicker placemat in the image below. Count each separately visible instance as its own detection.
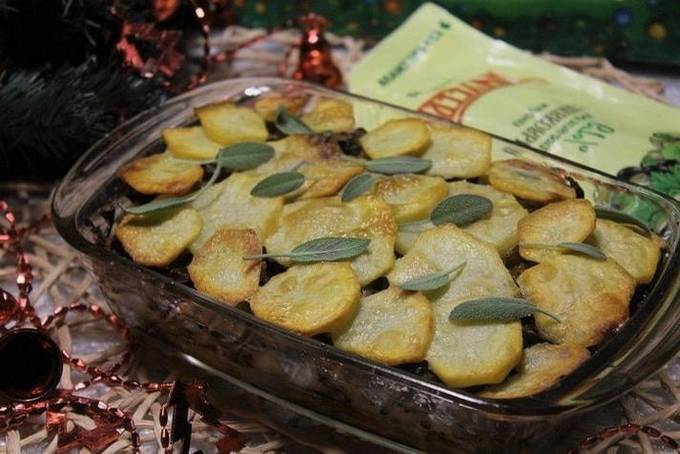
[1,28,679,454]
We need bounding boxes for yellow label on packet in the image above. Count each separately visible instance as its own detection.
[349,2,680,177]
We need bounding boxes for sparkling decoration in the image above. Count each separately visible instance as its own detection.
[292,13,343,88]
[0,199,246,453]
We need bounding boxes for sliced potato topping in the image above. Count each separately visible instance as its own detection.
[488,159,576,203]
[447,181,528,258]
[300,98,355,133]
[360,118,431,160]
[388,225,522,388]
[196,102,268,145]
[298,160,364,199]
[333,287,433,365]
[119,153,204,196]
[190,173,283,253]
[116,207,202,267]
[265,195,396,286]
[188,228,261,305]
[480,343,590,399]
[163,126,222,160]
[518,199,596,262]
[371,174,448,224]
[250,263,361,336]
[422,125,491,178]
[587,219,662,284]
[254,93,307,121]
[518,255,636,346]
[252,135,342,177]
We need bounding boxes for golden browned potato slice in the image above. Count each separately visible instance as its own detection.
[360,118,431,160]
[488,159,576,203]
[196,102,268,145]
[421,125,491,178]
[254,93,307,121]
[300,98,355,133]
[332,287,433,365]
[387,225,522,387]
[250,262,361,336]
[518,199,596,262]
[265,195,396,286]
[587,219,662,284]
[116,208,202,267]
[163,126,222,160]
[371,174,447,224]
[188,228,261,305]
[447,181,528,258]
[518,255,636,346]
[251,135,342,177]
[119,153,204,196]
[189,173,283,252]
[479,343,590,399]
[298,160,364,199]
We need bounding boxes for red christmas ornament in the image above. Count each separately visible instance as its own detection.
[293,13,343,88]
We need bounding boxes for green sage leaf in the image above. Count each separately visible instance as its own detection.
[431,194,493,226]
[397,262,466,291]
[341,173,376,202]
[217,142,275,170]
[251,171,305,197]
[594,207,651,236]
[449,297,561,323]
[556,242,607,260]
[243,237,370,262]
[124,165,220,214]
[364,156,432,175]
[274,107,313,135]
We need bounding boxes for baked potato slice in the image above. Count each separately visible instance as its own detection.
[189,173,283,252]
[360,118,431,160]
[332,287,433,365]
[422,125,491,178]
[488,159,576,203]
[264,195,396,286]
[116,207,202,267]
[300,98,355,133]
[163,126,222,160]
[119,153,204,196]
[518,199,596,262]
[518,255,636,346]
[298,160,364,199]
[250,262,361,336]
[251,135,342,177]
[387,225,522,387]
[196,102,268,145]
[254,93,307,121]
[188,228,261,305]
[371,174,448,223]
[479,343,590,399]
[447,181,528,258]
[587,218,662,284]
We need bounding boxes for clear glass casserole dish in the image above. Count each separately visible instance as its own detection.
[52,77,680,452]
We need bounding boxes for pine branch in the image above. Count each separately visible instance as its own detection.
[0,62,165,180]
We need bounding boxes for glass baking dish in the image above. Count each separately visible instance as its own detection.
[52,77,680,452]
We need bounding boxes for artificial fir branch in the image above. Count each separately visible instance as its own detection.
[0,61,165,180]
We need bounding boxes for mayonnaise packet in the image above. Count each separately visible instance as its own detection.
[349,2,680,206]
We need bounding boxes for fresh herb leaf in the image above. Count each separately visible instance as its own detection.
[364,156,432,175]
[217,142,275,170]
[341,173,376,202]
[448,297,561,323]
[594,207,651,236]
[274,107,313,135]
[251,171,305,197]
[124,165,219,214]
[397,262,466,291]
[522,241,607,260]
[243,237,370,262]
[431,194,492,226]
